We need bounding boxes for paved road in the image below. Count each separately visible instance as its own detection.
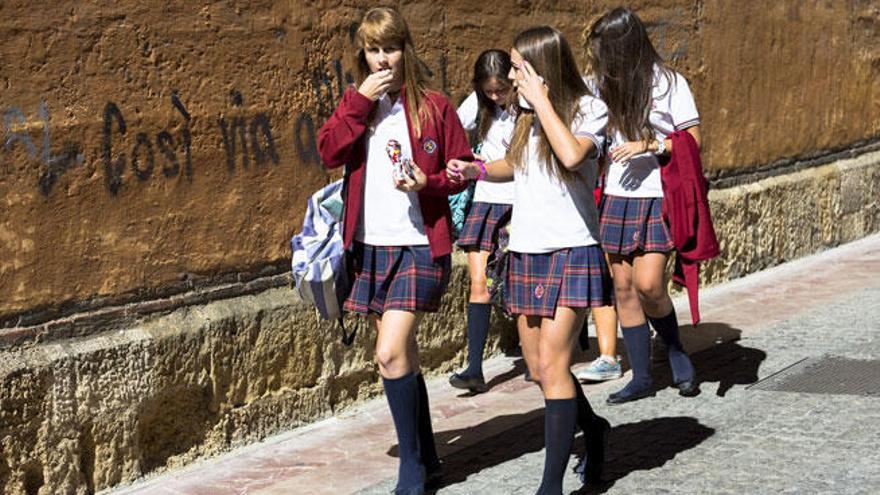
[112,234,880,495]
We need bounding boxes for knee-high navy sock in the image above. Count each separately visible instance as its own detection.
[465,302,491,377]
[648,310,694,384]
[415,374,440,472]
[618,323,653,393]
[383,373,425,490]
[537,398,577,495]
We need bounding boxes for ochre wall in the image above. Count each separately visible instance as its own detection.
[2,1,879,323]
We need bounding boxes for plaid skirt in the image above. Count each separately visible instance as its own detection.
[599,195,674,254]
[457,202,513,252]
[507,245,613,317]
[344,243,450,315]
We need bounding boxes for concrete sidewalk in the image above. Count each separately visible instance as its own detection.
[109,234,880,495]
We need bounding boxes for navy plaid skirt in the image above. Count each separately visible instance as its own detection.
[599,195,674,254]
[344,243,450,315]
[457,202,513,252]
[506,245,613,317]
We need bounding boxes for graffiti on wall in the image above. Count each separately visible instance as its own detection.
[2,17,682,197]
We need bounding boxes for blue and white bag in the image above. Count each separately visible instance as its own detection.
[291,179,356,344]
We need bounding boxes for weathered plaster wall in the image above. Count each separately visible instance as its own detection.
[2,0,878,327]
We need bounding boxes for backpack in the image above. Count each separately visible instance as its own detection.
[448,142,481,239]
[448,183,475,239]
[291,179,357,345]
[485,222,511,316]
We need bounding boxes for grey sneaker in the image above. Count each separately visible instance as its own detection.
[576,356,623,382]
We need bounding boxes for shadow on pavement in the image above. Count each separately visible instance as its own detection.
[571,416,716,494]
[388,414,713,494]
[658,322,768,397]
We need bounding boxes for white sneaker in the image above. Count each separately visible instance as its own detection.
[577,356,623,382]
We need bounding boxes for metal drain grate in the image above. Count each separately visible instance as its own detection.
[748,356,880,397]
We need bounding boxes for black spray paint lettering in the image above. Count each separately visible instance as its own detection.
[102,102,127,194]
[218,91,279,171]
[293,112,319,166]
[4,102,84,195]
[102,94,193,194]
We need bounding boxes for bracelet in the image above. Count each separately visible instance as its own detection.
[654,138,666,156]
[474,159,487,181]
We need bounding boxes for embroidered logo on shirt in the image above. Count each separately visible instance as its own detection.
[422,138,437,154]
[534,284,545,299]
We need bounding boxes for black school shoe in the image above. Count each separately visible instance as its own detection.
[574,416,611,484]
[448,372,488,393]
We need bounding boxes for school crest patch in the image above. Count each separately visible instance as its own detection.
[422,138,437,154]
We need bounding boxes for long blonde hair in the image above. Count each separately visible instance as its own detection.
[354,7,435,138]
[506,26,589,183]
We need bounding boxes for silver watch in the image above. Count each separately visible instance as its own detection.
[654,137,666,155]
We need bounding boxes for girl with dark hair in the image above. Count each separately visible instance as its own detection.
[448,49,515,393]
[317,7,473,494]
[449,26,613,493]
[586,7,701,405]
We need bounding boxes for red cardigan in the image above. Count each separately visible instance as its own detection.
[318,87,473,259]
[660,131,720,324]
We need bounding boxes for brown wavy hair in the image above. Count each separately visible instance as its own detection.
[471,49,512,143]
[506,26,589,183]
[354,7,435,138]
[586,7,672,143]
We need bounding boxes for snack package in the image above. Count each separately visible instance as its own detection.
[386,139,416,181]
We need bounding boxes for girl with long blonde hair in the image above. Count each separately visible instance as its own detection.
[318,7,473,494]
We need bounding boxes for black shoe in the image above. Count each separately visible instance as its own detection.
[575,416,611,484]
[606,382,655,405]
[425,463,443,487]
[448,372,488,393]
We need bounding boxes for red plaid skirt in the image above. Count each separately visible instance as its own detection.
[506,245,613,317]
[599,195,674,254]
[457,202,513,253]
[344,243,450,315]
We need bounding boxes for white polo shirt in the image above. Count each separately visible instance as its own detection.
[600,68,700,198]
[457,92,515,205]
[355,94,429,246]
[508,94,608,254]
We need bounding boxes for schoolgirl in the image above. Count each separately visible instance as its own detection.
[450,26,613,493]
[448,49,515,393]
[586,7,701,404]
[317,7,472,494]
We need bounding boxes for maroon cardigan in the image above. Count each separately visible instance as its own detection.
[660,131,720,324]
[318,86,472,259]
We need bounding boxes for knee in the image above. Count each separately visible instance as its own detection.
[375,345,404,372]
[635,281,666,304]
[469,275,489,300]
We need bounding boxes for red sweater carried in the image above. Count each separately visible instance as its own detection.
[318,87,473,259]
[660,131,721,324]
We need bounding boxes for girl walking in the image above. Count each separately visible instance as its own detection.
[449,49,515,393]
[586,7,701,404]
[450,26,613,493]
[317,7,473,494]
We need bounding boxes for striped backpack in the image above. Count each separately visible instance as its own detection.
[291,179,356,345]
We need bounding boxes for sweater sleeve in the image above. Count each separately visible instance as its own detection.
[317,87,374,170]
[421,96,474,197]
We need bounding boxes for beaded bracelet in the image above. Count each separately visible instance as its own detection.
[474,159,487,181]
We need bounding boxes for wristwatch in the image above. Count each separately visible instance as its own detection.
[654,137,666,155]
